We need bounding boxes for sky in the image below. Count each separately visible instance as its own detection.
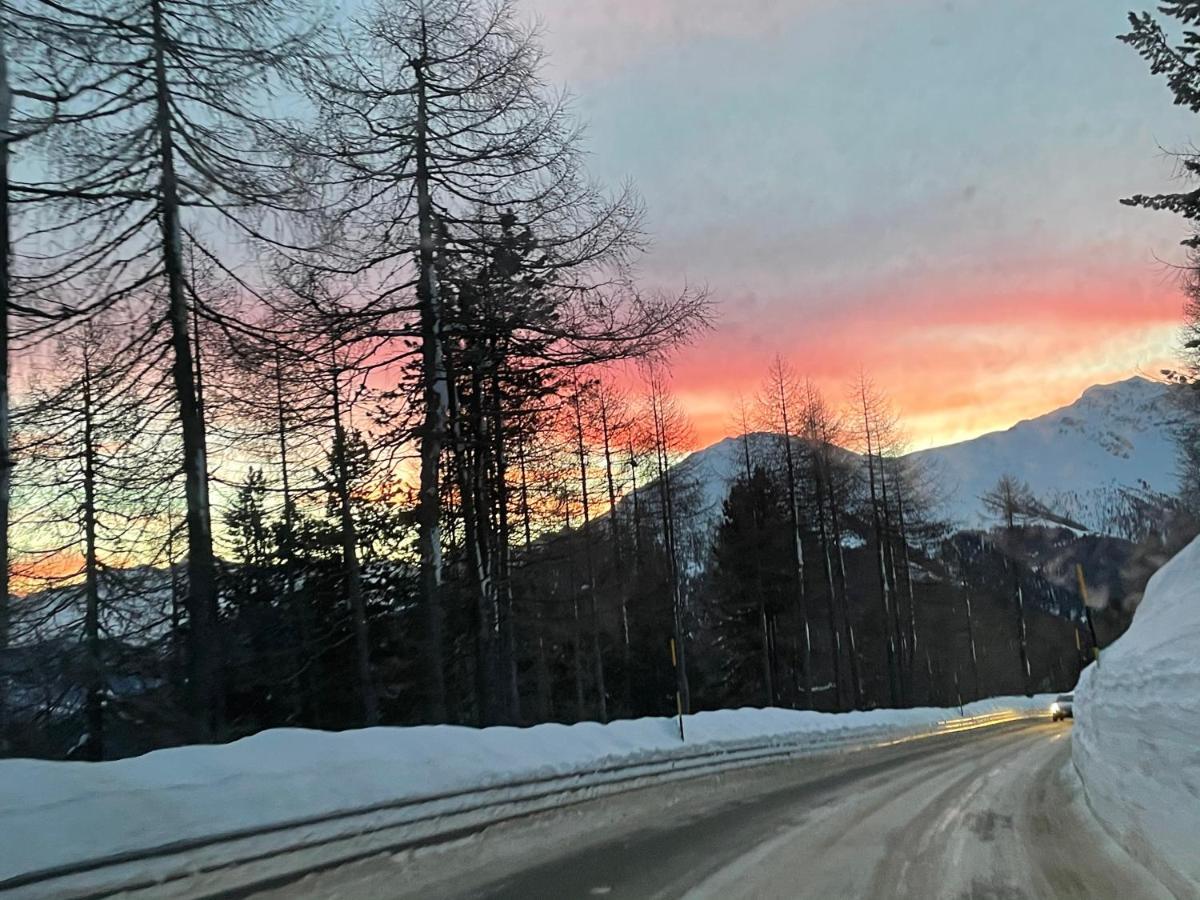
[524,0,1197,450]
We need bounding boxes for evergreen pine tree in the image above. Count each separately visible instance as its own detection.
[710,467,789,708]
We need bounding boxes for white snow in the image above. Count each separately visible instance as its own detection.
[671,432,777,526]
[662,432,859,541]
[1073,534,1200,896]
[8,568,174,648]
[0,697,1050,887]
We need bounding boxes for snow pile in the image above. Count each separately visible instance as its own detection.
[1073,535,1200,895]
[0,696,1048,885]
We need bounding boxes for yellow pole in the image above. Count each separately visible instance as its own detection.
[670,638,684,741]
[1075,564,1101,666]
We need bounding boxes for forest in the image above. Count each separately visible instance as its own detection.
[0,0,1186,761]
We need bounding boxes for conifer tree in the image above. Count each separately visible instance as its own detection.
[711,467,787,707]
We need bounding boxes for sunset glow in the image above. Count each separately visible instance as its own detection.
[529,0,1193,451]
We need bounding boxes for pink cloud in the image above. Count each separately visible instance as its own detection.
[649,263,1183,450]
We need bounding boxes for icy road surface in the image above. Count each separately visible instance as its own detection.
[250,720,1172,900]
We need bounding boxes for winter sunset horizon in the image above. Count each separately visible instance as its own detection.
[9,0,1200,886]
[530,0,1190,451]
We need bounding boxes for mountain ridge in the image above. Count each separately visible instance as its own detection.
[670,376,1186,535]
[910,375,1183,531]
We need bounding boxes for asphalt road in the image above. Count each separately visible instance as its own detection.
[259,720,1172,900]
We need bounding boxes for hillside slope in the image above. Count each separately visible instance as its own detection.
[910,377,1182,531]
[669,377,1184,538]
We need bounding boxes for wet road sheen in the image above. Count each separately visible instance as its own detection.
[259,721,1171,900]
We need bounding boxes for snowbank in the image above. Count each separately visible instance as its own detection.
[1073,535,1200,896]
[0,697,1049,890]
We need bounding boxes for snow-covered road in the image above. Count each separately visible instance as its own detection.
[244,720,1171,900]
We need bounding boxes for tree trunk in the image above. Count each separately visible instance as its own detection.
[651,393,689,714]
[827,474,862,708]
[572,381,606,722]
[275,351,316,724]
[150,0,222,740]
[0,30,13,743]
[598,395,632,712]
[81,350,104,761]
[627,440,643,566]
[442,356,496,725]
[517,439,552,720]
[860,388,899,708]
[768,614,781,703]
[1015,579,1031,696]
[330,364,379,726]
[877,460,908,704]
[813,459,844,710]
[490,379,520,723]
[758,603,774,707]
[947,540,983,701]
[964,592,980,700]
[776,386,812,709]
[895,486,921,702]
[412,44,447,724]
[167,513,183,692]
[739,432,773,707]
[1003,526,1032,697]
[564,503,586,721]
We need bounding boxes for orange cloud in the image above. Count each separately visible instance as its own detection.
[11,550,86,597]
[657,261,1184,450]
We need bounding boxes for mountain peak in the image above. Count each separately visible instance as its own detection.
[1076,374,1164,403]
[674,376,1184,537]
[911,374,1182,531]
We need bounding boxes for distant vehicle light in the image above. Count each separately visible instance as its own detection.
[1051,693,1074,721]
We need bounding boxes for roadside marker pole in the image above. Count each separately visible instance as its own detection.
[670,638,685,741]
[1075,564,1101,667]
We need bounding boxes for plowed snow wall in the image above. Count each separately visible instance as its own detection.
[1073,536,1200,896]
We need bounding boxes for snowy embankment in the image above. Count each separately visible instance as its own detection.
[1074,535,1200,897]
[0,697,1050,896]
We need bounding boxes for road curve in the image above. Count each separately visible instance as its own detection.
[255,720,1171,900]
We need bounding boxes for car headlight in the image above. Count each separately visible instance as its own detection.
[1050,702,1060,714]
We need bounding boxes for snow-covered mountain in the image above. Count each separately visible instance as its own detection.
[667,432,784,525]
[912,376,1184,532]
[666,376,1186,538]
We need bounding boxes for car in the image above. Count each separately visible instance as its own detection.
[1050,693,1074,721]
